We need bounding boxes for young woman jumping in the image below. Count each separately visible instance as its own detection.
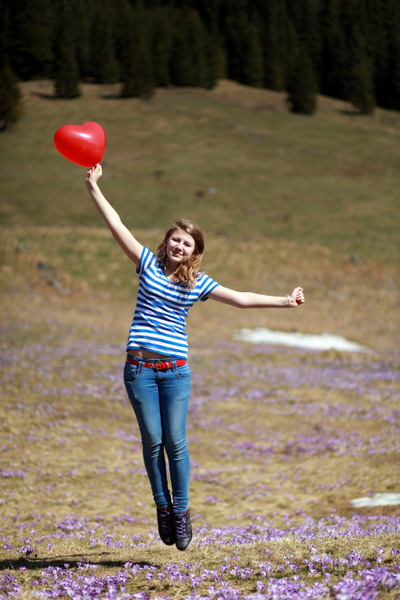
[85,163,305,551]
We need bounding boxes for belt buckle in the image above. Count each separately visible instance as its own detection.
[157,361,169,370]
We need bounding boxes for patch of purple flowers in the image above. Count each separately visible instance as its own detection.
[0,512,399,598]
[1,324,400,599]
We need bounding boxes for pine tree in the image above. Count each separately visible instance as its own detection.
[90,0,119,83]
[193,0,222,88]
[0,4,22,130]
[241,18,264,88]
[119,3,154,98]
[302,0,323,90]
[203,31,220,88]
[6,0,55,80]
[0,62,22,130]
[339,0,362,103]
[286,0,322,91]
[170,8,209,88]
[383,0,400,110]
[169,9,194,86]
[341,0,375,114]
[220,0,248,83]
[193,0,222,32]
[348,26,375,115]
[187,9,209,87]
[53,0,81,98]
[72,0,93,79]
[364,0,387,108]
[254,0,286,90]
[150,6,173,87]
[287,44,317,115]
[351,58,375,115]
[320,0,347,99]
[387,48,400,111]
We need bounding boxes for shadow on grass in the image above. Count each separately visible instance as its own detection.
[0,556,158,571]
[338,108,365,116]
[31,90,142,101]
[31,91,57,100]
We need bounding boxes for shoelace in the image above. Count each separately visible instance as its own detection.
[174,512,188,538]
[158,509,173,534]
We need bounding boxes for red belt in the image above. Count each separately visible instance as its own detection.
[126,357,186,370]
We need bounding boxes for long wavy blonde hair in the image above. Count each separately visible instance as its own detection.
[157,219,205,288]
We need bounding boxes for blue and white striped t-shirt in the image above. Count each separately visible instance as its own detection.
[126,247,219,359]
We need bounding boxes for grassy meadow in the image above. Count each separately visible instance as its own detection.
[0,80,399,599]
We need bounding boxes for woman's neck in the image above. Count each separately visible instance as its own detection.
[164,261,177,280]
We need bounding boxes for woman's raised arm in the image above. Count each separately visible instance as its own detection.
[85,164,143,267]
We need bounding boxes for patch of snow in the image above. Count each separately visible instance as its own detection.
[233,328,368,352]
[351,493,400,507]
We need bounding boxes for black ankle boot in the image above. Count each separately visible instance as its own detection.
[174,509,192,551]
[157,505,175,546]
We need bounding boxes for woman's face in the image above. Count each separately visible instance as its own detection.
[165,227,196,266]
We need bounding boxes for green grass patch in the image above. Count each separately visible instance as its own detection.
[1,80,399,263]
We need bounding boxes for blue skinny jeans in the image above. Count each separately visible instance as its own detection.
[124,356,191,514]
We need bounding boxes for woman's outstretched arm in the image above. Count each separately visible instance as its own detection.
[85,164,143,267]
[208,285,305,308]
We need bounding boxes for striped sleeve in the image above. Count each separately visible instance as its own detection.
[137,246,155,275]
[197,272,219,301]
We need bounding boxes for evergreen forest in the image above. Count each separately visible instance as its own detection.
[2,0,400,118]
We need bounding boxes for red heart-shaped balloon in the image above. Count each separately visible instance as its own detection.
[54,121,106,167]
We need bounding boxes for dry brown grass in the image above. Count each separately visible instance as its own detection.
[1,276,400,598]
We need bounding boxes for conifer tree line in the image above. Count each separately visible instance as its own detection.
[2,0,400,125]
